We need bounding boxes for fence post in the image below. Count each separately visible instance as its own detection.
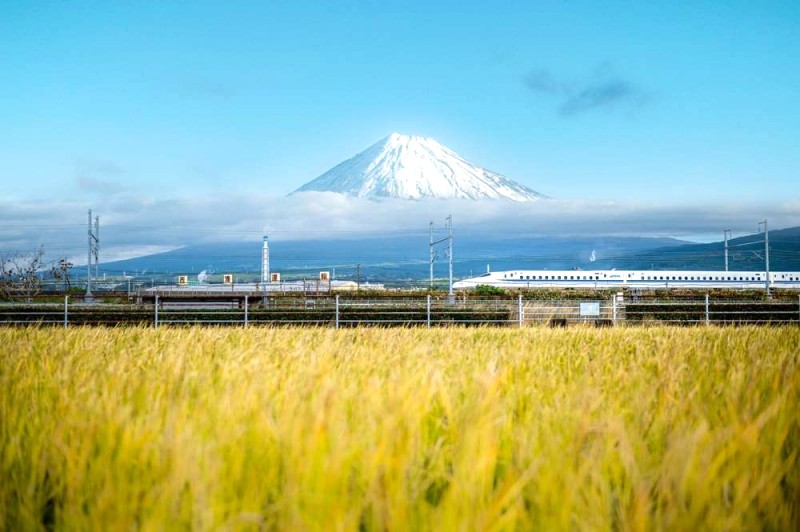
[705,293,710,325]
[612,296,617,325]
[154,295,159,329]
[244,295,249,327]
[64,295,69,329]
[427,294,431,328]
[335,295,339,329]
[518,293,523,328]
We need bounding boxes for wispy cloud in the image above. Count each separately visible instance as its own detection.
[525,65,650,117]
[524,69,572,95]
[75,158,127,195]
[177,78,235,101]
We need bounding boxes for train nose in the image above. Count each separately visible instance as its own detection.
[452,281,470,289]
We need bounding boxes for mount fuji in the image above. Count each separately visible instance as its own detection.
[293,133,545,201]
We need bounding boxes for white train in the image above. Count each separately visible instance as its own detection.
[452,270,800,290]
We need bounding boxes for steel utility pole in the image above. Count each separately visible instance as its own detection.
[429,221,434,288]
[429,219,451,289]
[758,220,770,298]
[86,209,94,298]
[723,229,731,271]
[94,215,100,281]
[446,215,453,300]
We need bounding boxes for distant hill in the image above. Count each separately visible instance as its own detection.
[99,235,690,284]
[94,227,800,286]
[610,226,800,271]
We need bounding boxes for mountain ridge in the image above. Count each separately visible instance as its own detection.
[293,133,545,201]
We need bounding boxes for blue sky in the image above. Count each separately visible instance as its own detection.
[1,1,799,256]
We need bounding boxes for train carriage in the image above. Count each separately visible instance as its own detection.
[452,270,800,290]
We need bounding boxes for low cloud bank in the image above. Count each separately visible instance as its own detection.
[1,193,797,264]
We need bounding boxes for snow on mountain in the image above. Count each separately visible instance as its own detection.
[292,133,545,201]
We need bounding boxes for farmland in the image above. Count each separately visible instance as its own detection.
[1,326,798,530]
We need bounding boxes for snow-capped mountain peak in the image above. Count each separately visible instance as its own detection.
[292,133,545,201]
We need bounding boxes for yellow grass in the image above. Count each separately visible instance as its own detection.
[1,326,798,530]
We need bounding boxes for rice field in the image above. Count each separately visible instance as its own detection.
[1,326,798,530]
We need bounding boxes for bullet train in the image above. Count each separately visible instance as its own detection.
[452,270,800,290]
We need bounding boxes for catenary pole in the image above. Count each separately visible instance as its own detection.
[759,220,770,298]
[86,209,93,298]
[429,221,434,288]
[723,229,731,271]
[94,215,100,281]
[447,215,453,300]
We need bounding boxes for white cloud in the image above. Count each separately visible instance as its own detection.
[1,193,798,263]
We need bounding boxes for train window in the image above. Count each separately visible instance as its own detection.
[526,275,530,280]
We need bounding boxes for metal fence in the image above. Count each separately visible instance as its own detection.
[2,294,799,327]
